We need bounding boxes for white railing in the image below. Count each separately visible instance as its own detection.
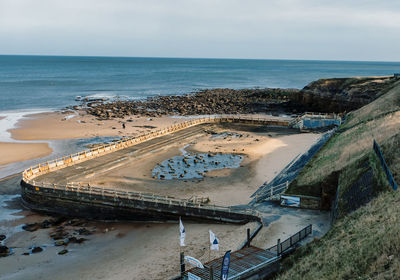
[23,178,258,217]
[21,114,290,220]
[255,181,289,202]
[22,115,289,181]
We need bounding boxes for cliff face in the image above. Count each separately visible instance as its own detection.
[292,76,400,113]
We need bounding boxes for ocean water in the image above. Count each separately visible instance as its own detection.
[1,55,400,112]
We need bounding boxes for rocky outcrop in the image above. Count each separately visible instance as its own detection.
[292,76,400,113]
[85,88,298,119]
[83,76,400,119]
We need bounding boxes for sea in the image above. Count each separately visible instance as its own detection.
[1,55,400,113]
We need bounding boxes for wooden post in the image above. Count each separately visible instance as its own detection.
[209,265,214,280]
[180,251,185,279]
[277,239,281,256]
[247,228,251,247]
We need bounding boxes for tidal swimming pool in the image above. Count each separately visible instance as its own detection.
[152,151,243,180]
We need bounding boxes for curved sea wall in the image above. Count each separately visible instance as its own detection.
[21,115,289,223]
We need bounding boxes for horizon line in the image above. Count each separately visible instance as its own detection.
[1,53,400,64]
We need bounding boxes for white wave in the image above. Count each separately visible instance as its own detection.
[0,109,51,142]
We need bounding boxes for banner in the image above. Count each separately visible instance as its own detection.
[209,230,219,251]
[188,272,201,280]
[184,255,204,269]
[280,195,300,207]
[220,250,231,280]
[179,217,185,246]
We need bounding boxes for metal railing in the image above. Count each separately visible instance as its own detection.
[255,181,289,202]
[373,140,398,191]
[267,224,312,255]
[20,114,292,221]
[22,115,289,182]
[23,178,258,217]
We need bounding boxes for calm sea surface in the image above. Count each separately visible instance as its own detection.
[1,55,399,112]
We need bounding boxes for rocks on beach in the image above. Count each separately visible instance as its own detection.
[0,245,10,257]
[20,217,94,256]
[79,76,400,120]
[31,246,43,254]
[85,88,296,119]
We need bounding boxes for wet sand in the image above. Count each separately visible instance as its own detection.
[0,142,52,166]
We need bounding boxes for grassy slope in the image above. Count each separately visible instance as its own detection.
[287,81,400,197]
[277,190,400,280]
[275,83,400,279]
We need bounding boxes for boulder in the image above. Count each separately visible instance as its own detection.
[31,247,43,254]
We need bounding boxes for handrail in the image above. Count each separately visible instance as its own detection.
[22,115,290,181]
[21,114,291,219]
[23,177,257,216]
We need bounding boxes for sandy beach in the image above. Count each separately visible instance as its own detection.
[0,142,52,166]
[0,110,330,279]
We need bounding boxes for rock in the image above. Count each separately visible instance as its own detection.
[41,220,52,228]
[0,235,6,241]
[292,76,400,113]
[55,240,66,246]
[22,223,40,232]
[31,247,43,254]
[51,231,68,240]
[0,246,10,256]
[23,252,30,256]
[77,228,92,236]
[68,237,87,244]
[58,249,68,255]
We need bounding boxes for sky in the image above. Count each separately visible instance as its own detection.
[0,0,399,61]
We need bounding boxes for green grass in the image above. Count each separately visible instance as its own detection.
[287,83,400,198]
[276,190,400,280]
[275,82,400,280]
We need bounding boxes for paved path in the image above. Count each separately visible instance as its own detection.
[34,124,207,186]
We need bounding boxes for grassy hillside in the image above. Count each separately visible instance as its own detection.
[276,82,400,279]
[287,81,400,198]
[277,190,400,280]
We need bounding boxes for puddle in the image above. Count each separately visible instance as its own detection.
[152,147,243,180]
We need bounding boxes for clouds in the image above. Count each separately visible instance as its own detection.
[0,0,399,61]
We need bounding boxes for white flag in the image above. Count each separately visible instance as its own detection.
[209,230,219,251]
[179,217,185,246]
